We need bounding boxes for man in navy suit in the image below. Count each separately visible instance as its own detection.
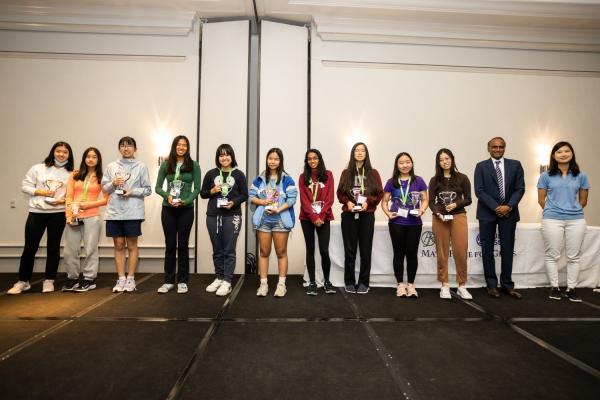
[474,137,525,299]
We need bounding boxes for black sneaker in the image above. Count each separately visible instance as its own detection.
[62,279,79,292]
[344,284,357,294]
[564,289,582,303]
[323,281,337,294]
[548,287,561,300]
[306,282,318,296]
[356,283,369,294]
[76,279,97,292]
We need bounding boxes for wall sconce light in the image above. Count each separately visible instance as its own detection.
[158,156,165,166]
[539,164,549,173]
[536,142,551,175]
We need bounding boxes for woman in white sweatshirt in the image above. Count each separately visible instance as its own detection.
[8,141,75,294]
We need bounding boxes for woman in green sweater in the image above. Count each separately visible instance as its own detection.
[155,135,201,294]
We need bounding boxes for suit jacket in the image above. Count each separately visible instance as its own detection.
[474,158,525,222]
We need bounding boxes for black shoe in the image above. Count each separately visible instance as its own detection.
[306,282,318,296]
[356,283,369,294]
[548,287,562,300]
[564,289,582,303]
[344,284,356,294]
[76,279,97,292]
[323,281,337,294]
[62,279,79,292]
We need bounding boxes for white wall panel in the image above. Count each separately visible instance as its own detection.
[311,28,600,227]
[0,23,200,273]
[259,21,308,275]
[198,20,249,274]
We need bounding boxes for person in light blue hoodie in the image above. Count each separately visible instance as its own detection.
[249,148,297,298]
[102,136,152,293]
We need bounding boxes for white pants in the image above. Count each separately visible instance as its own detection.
[63,216,102,280]
[541,218,586,289]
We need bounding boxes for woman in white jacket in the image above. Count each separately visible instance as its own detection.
[8,141,74,294]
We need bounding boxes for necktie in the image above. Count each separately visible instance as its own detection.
[495,160,504,201]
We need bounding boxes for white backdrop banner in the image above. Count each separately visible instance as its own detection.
[304,222,600,288]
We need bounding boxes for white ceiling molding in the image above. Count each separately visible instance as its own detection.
[0,5,198,36]
[313,15,600,52]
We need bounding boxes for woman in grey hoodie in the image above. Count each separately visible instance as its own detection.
[101,136,152,293]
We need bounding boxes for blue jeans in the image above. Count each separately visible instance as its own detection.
[206,215,242,283]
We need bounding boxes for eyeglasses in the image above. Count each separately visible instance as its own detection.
[490,146,505,149]
[119,144,134,149]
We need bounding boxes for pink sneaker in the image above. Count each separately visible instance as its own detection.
[406,283,419,298]
[396,283,407,297]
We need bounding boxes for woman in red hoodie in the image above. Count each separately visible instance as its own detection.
[299,149,336,296]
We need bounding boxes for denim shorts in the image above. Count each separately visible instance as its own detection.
[256,218,290,233]
[106,220,143,237]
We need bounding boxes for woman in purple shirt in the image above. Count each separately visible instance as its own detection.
[382,152,429,298]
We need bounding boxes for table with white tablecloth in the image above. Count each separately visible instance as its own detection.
[304,222,600,288]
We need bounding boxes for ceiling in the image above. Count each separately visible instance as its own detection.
[1,1,599,50]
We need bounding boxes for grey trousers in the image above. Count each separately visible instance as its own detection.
[63,216,102,280]
[206,215,242,283]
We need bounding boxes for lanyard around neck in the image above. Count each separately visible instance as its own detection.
[398,177,411,205]
[309,177,319,203]
[174,163,182,181]
[356,167,365,194]
[82,174,94,202]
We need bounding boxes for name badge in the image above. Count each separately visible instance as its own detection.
[395,208,409,218]
[217,198,229,208]
[443,214,454,221]
[311,201,323,214]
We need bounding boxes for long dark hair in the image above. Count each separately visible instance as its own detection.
[303,148,328,186]
[392,152,415,189]
[215,144,238,168]
[342,142,377,196]
[74,147,103,183]
[434,148,459,183]
[265,148,285,185]
[548,141,580,177]
[43,141,74,171]
[166,135,193,174]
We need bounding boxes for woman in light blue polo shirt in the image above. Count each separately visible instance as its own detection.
[537,141,590,302]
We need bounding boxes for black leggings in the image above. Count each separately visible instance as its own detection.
[300,219,331,283]
[19,212,66,281]
[161,206,195,284]
[388,223,422,284]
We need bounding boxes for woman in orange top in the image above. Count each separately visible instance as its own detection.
[63,147,109,292]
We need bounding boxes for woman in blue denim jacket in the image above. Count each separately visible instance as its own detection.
[249,148,297,298]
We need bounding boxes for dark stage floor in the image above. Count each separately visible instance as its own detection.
[0,273,598,400]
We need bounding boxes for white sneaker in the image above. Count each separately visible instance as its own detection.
[440,285,451,300]
[206,278,223,293]
[273,283,287,298]
[157,283,174,294]
[216,281,232,296]
[457,285,473,300]
[177,283,188,294]
[124,278,136,292]
[7,281,31,295]
[42,279,55,293]
[593,287,600,293]
[112,278,126,293]
[256,283,268,297]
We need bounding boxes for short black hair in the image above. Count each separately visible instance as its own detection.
[215,144,238,168]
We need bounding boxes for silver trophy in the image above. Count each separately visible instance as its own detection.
[43,179,65,203]
[311,200,324,214]
[70,202,81,225]
[436,191,457,221]
[114,169,131,196]
[409,191,422,216]
[170,180,184,204]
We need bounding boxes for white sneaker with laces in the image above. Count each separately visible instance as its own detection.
[457,285,473,300]
[206,278,223,293]
[273,283,287,298]
[177,283,188,294]
[7,281,31,295]
[112,278,126,293]
[42,279,55,293]
[440,285,451,300]
[256,283,268,297]
[216,281,232,297]
[157,283,174,294]
[124,278,136,292]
